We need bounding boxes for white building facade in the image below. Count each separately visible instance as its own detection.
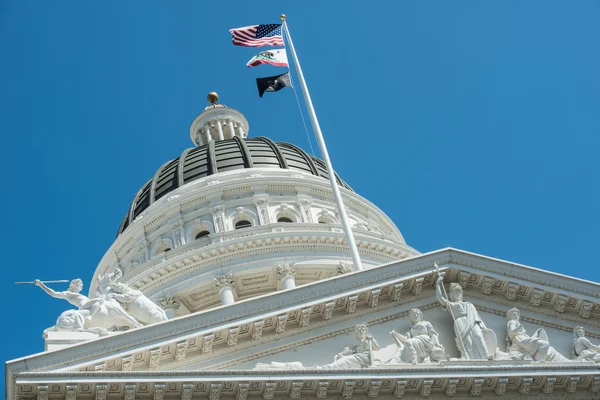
[6,95,600,399]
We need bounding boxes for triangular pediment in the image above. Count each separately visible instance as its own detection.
[7,248,600,399]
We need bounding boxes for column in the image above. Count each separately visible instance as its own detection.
[204,123,212,144]
[216,119,225,141]
[157,296,181,319]
[228,119,236,139]
[196,130,204,146]
[277,263,296,289]
[213,272,235,305]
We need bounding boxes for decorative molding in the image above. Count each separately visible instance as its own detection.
[181,384,193,400]
[65,385,76,400]
[209,383,222,400]
[236,383,249,400]
[369,289,381,308]
[580,301,592,318]
[445,379,458,397]
[505,282,519,301]
[530,288,544,307]
[175,341,188,361]
[368,381,380,398]
[519,377,532,394]
[342,381,355,399]
[96,384,107,400]
[36,385,48,400]
[391,283,403,301]
[322,302,335,320]
[316,382,328,399]
[394,380,407,398]
[227,328,239,347]
[495,378,508,395]
[346,296,358,314]
[457,271,470,288]
[543,377,556,394]
[149,349,161,369]
[275,315,288,334]
[566,376,580,393]
[420,379,433,397]
[252,321,264,340]
[299,308,312,327]
[555,295,568,313]
[202,335,214,354]
[412,277,424,296]
[481,277,494,295]
[263,382,276,400]
[470,378,483,396]
[213,272,234,290]
[290,382,302,399]
[124,384,136,400]
[276,263,296,281]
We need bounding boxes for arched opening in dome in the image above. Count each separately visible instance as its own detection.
[195,230,210,239]
[235,220,252,229]
[277,217,293,223]
[163,248,171,252]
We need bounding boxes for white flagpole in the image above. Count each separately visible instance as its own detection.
[281,14,363,271]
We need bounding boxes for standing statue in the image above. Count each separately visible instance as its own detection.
[35,277,142,334]
[390,308,445,364]
[319,324,380,369]
[572,326,600,362]
[506,308,568,362]
[436,273,496,360]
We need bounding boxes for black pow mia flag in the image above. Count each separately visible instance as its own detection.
[256,72,291,97]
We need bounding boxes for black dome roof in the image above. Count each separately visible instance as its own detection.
[117,137,352,236]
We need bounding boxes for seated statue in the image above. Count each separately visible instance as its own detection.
[573,326,600,362]
[319,324,380,369]
[506,307,568,362]
[390,308,445,364]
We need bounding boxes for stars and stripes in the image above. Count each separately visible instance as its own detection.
[229,24,284,47]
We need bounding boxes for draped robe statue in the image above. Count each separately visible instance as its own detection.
[572,326,600,362]
[390,308,445,364]
[436,275,496,360]
[506,307,569,362]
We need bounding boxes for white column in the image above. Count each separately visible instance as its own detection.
[219,286,234,305]
[216,120,225,141]
[196,130,204,146]
[214,272,235,305]
[228,119,236,139]
[277,263,296,290]
[204,123,212,144]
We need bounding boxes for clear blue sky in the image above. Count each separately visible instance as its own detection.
[2,0,599,381]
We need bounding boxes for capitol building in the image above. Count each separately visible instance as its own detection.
[6,93,600,399]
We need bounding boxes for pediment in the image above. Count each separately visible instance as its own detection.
[7,248,600,399]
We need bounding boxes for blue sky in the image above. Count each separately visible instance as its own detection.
[1,0,599,382]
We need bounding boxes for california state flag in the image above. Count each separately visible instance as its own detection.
[246,49,289,68]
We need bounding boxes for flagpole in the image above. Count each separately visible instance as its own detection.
[280,14,363,272]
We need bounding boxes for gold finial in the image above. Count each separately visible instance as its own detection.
[207,92,219,105]
[280,14,286,22]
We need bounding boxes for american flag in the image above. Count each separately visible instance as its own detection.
[229,24,284,47]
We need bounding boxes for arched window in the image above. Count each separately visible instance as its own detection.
[277,217,293,223]
[163,248,171,253]
[235,220,252,229]
[195,230,210,239]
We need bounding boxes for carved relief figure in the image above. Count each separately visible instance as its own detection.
[389,308,444,364]
[572,326,600,362]
[108,282,168,324]
[319,324,380,369]
[506,308,568,362]
[35,277,141,334]
[436,274,496,360]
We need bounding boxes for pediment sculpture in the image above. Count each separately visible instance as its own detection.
[389,308,444,364]
[254,274,592,370]
[436,273,496,360]
[35,268,168,336]
[573,326,600,362]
